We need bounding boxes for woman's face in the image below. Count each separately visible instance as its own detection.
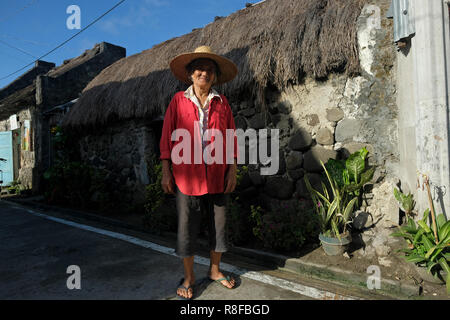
[190,59,217,89]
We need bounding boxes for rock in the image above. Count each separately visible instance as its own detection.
[365,180,400,228]
[378,257,393,267]
[265,176,295,200]
[288,168,305,181]
[343,252,351,259]
[357,245,376,258]
[285,151,303,170]
[234,115,247,130]
[276,117,291,136]
[335,119,363,142]
[326,107,344,122]
[270,113,281,125]
[260,148,286,175]
[270,101,292,114]
[238,108,256,117]
[316,127,334,145]
[375,244,391,257]
[278,101,293,114]
[371,229,392,257]
[306,114,320,126]
[248,170,264,186]
[303,145,338,172]
[288,128,313,151]
[248,113,266,129]
[341,142,374,157]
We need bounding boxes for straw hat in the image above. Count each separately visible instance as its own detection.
[169,46,238,85]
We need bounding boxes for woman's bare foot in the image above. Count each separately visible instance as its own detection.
[177,277,195,299]
[208,271,235,289]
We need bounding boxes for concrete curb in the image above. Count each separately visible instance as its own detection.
[4,196,421,299]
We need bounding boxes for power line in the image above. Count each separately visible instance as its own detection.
[0,0,39,24]
[0,39,38,59]
[0,0,127,81]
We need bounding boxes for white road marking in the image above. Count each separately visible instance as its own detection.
[11,203,360,300]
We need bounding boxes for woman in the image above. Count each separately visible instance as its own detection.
[160,46,239,300]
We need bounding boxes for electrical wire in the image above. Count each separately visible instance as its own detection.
[0,0,127,81]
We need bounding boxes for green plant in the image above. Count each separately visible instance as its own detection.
[143,157,172,234]
[225,165,255,245]
[250,202,319,252]
[391,209,450,294]
[304,160,359,240]
[393,188,416,218]
[7,180,23,195]
[325,147,375,206]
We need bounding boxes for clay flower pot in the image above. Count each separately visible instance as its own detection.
[319,232,352,256]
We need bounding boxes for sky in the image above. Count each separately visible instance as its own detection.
[0,0,251,89]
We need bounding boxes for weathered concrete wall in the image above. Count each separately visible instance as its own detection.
[396,0,450,218]
[78,119,158,207]
[0,60,54,102]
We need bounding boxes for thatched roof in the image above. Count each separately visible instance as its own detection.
[63,0,367,129]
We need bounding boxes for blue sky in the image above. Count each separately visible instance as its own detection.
[0,0,250,89]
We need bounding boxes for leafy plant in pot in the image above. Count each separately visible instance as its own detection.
[304,147,374,256]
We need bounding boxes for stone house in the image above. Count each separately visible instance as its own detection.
[61,0,450,259]
[62,0,393,212]
[0,42,126,193]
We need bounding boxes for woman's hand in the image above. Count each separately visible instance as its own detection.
[224,162,237,194]
[161,160,175,194]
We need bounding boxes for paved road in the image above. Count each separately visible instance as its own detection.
[0,200,313,300]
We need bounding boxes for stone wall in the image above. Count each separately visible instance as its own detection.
[224,0,400,263]
[78,119,158,207]
[227,0,397,210]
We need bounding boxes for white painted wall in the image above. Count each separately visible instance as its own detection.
[397,0,450,218]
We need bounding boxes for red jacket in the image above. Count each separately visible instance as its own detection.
[160,91,238,195]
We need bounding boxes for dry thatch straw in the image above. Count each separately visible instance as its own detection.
[63,0,367,129]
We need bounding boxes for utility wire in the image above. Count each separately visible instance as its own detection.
[0,39,38,59]
[0,0,38,24]
[0,0,127,81]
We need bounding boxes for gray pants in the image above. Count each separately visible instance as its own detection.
[175,186,229,258]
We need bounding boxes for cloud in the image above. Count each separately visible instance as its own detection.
[99,1,167,35]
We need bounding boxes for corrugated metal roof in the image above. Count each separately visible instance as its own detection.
[387,0,415,42]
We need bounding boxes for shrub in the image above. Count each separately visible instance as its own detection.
[250,200,320,252]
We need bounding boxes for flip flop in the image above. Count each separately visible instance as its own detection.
[176,278,194,300]
[211,275,235,290]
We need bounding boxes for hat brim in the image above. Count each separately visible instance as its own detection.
[170,52,238,85]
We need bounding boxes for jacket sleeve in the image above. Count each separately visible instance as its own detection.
[159,95,178,160]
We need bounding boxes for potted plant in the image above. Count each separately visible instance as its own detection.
[304,161,357,256]
[304,147,375,256]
